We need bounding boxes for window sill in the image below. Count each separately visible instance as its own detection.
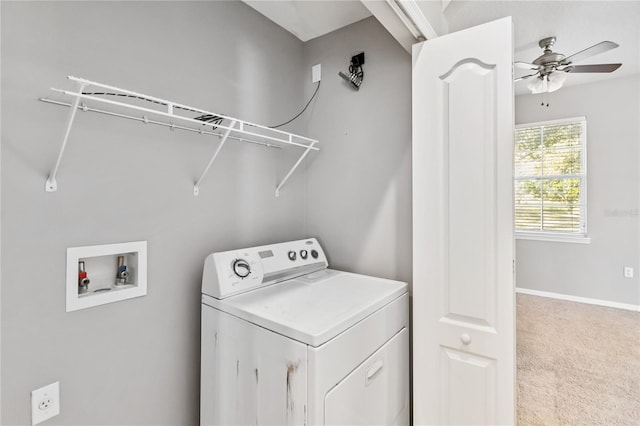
[516,232,591,244]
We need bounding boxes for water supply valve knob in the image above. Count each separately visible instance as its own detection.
[116,255,129,285]
[78,260,90,294]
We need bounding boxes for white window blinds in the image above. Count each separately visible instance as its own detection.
[514,118,587,235]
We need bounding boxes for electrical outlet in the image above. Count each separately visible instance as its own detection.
[624,267,634,278]
[312,64,321,83]
[31,382,60,425]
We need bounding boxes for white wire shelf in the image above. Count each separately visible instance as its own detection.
[40,76,319,196]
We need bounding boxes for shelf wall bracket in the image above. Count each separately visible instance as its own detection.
[45,81,87,192]
[193,120,238,196]
[275,140,317,197]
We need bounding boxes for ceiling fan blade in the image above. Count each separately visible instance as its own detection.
[561,41,619,65]
[514,73,538,82]
[514,61,540,71]
[566,63,622,73]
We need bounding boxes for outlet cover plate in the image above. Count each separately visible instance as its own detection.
[624,267,634,278]
[312,64,321,83]
[31,382,60,425]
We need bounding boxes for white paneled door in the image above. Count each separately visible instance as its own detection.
[412,17,515,425]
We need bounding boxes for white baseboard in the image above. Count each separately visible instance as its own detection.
[516,287,640,312]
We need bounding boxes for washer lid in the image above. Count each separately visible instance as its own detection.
[202,269,408,347]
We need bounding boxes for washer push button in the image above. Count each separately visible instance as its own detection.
[288,250,297,261]
[300,249,308,259]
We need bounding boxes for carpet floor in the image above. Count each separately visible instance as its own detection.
[516,294,640,425]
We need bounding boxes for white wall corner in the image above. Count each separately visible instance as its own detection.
[361,0,449,54]
[397,0,441,39]
[361,0,415,53]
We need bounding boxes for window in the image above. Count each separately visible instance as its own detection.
[514,117,588,242]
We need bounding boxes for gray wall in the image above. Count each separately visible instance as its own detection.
[302,17,413,286]
[1,2,308,424]
[515,75,640,306]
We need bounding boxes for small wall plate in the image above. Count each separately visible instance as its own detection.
[31,381,60,425]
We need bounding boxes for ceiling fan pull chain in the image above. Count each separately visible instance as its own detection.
[540,91,550,108]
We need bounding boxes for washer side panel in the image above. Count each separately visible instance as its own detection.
[201,305,308,426]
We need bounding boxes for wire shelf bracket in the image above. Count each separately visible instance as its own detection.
[41,76,319,197]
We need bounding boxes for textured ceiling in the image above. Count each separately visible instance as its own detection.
[243,0,372,42]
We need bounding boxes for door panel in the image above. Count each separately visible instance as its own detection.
[441,348,496,425]
[412,17,514,425]
[443,60,497,327]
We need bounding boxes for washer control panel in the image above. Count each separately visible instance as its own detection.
[202,238,328,299]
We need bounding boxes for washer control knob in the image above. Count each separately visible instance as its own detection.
[232,259,251,278]
[300,250,308,259]
[311,249,319,259]
[288,250,297,261]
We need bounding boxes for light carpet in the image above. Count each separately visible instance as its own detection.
[516,293,640,425]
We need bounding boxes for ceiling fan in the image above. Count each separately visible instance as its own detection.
[514,37,622,94]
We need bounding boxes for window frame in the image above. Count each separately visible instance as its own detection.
[514,116,590,244]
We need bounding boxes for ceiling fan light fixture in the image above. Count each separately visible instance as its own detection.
[527,72,566,94]
[547,72,566,92]
[516,36,621,97]
[527,77,545,94]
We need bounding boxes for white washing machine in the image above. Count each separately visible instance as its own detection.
[200,238,409,426]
